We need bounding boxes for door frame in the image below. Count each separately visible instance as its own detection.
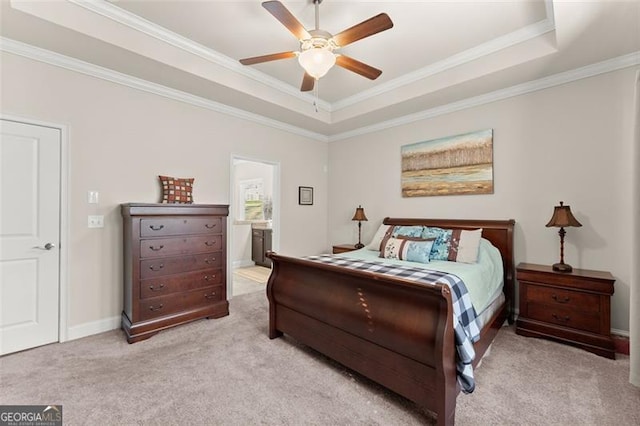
[229,154,280,298]
[1,114,70,343]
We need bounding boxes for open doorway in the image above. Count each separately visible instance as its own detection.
[229,156,279,298]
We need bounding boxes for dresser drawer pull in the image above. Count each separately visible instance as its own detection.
[205,257,216,264]
[552,314,570,322]
[205,241,216,247]
[149,304,164,311]
[205,223,217,229]
[149,245,164,251]
[149,263,164,271]
[205,292,217,299]
[149,283,165,291]
[551,294,570,303]
[149,225,164,231]
[204,275,216,281]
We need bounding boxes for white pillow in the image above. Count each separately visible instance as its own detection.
[365,224,393,251]
[448,228,483,263]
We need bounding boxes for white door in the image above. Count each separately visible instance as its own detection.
[0,119,61,355]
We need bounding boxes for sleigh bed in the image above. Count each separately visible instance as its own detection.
[266,218,515,425]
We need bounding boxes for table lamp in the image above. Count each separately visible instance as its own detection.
[351,205,368,249]
[545,201,582,272]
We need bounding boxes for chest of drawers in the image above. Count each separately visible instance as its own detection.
[515,262,615,359]
[121,203,229,343]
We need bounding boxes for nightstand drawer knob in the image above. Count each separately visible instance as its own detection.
[552,314,570,322]
[551,294,570,303]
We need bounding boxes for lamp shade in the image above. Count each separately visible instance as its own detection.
[545,201,582,228]
[298,47,336,79]
[352,205,368,221]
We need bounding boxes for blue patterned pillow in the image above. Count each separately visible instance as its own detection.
[421,227,453,261]
[380,237,434,264]
[391,225,424,238]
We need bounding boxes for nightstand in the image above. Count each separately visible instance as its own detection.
[332,244,359,254]
[516,262,615,359]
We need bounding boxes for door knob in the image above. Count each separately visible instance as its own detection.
[36,243,56,250]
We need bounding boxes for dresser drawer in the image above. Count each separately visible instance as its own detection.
[138,285,224,321]
[140,235,222,258]
[524,283,600,312]
[140,217,222,237]
[140,252,222,279]
[526,302,600,333]
[140,269,223,299]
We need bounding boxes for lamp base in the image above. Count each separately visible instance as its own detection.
[354,243,364,249]
[552,262,573,273]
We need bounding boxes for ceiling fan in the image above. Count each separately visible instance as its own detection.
[239,0,393,92]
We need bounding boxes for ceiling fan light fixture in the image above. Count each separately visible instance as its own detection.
[298,47,335,79]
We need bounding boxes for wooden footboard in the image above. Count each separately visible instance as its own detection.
[266,218,514,425]
[266,253,458,423]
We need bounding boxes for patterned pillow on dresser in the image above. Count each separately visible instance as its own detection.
[159,175,194,204]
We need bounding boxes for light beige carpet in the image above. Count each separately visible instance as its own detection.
[1,291,638,425]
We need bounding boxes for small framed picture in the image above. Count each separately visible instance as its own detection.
[298,186,313,205]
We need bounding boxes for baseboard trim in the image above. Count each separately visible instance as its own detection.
[612,332,630,356]
[66,315,121,341]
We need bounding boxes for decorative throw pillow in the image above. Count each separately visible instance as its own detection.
[365,224,394,251]
[391,225,424,238]
[380,236,435,264]
[448,228,483,263]
[159,175,194,204]
[421,227,454,261]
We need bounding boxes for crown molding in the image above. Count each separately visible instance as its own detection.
[0,37,328,142]
[67,0,333,112]
[2,36,636,144]
[331,15,557,111]
[69,0,556,115]
[328,51,640,142]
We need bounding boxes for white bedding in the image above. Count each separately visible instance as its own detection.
[337,238,504,314]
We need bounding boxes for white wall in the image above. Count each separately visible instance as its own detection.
[328,67,638,333]
[0,52,329,332]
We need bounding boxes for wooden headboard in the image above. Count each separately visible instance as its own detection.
[383,217,516,322]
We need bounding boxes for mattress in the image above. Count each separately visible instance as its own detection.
[339,238,504,314]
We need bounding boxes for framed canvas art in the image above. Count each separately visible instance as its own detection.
[401,129,494,197]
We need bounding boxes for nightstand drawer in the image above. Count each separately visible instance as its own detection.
[524,283,600,311]
[527,302,600,333]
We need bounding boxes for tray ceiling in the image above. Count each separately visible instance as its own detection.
[1,0,639,141]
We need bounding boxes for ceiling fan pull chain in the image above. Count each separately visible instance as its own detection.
[313,80,320,113]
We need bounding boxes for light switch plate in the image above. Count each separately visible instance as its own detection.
[88,191,99,204]
[88,215,104,228]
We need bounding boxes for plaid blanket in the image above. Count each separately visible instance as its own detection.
[304,254,481,393]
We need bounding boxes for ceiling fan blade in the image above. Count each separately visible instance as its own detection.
[335,55,382,80]
[263,1,311,41]
[239,51,297,65]
[301,73,315,92]
[332,13,393,47]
